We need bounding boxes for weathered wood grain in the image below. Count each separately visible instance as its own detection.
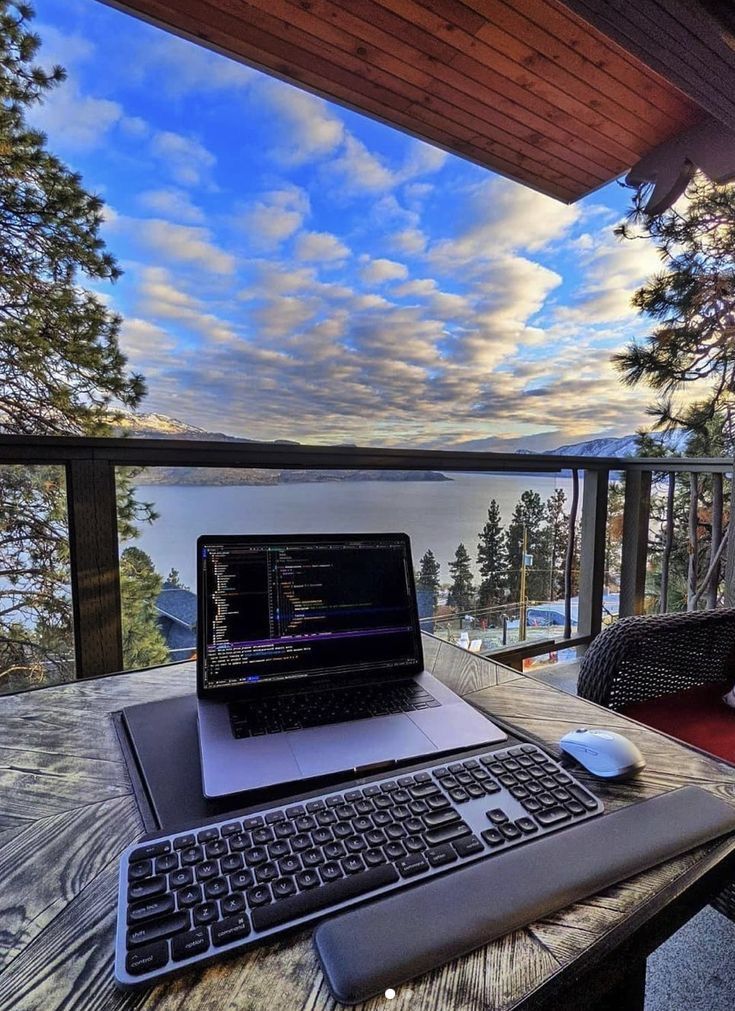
[1,638,735,1010]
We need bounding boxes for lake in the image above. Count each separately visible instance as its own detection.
[132,473,577,589]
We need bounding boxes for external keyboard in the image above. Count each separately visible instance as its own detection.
[114,743,603,988]
[228,678,440,737]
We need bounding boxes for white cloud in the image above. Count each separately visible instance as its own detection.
[259,81,344,164]
[359,257,409,285]
[392,228,428,254]
[149,130,216,187]
[331,136,396,192]
[31,77,123,151]
[133,219,236,274]
[138,188,205,224]
[136,34,256,95]
[239,187,310,250]
[294,231,350,263]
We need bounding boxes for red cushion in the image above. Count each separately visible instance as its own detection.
[621,681,735,763]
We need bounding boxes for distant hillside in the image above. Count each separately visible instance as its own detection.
[115,412,450,485]
[547,430,690,457]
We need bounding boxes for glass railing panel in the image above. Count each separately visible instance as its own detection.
[116,464,581,671]
[0,464,75,694]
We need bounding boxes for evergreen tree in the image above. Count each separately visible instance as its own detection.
[165,567,189,590]
[0,3,153,686]
[505,491,547,602]
[614,174,735,451]
[543,489,568,600]
[416,550,440,608]
[120,548,169,669]
[476,499,507,617]
[447,543,475,613]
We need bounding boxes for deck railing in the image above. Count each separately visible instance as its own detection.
[0,434,732,680]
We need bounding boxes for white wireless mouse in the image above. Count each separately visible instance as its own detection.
[559,728,646,780]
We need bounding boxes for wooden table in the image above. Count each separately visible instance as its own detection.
[2,634,735,1011]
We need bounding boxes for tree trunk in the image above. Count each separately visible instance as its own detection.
[660,472,675,613]
[687,472,698,611]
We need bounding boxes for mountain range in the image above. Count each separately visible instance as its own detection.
[115,412,686,485]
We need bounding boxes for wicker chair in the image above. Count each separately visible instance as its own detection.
[577,608,735,921]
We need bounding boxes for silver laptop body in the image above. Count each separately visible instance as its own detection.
[196,533,506,797]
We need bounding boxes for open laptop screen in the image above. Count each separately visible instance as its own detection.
[198,534,423,693]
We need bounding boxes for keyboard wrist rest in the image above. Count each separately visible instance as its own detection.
[314,786,735,1005]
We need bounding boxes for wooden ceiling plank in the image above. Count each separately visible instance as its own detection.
[247,0,610,184]
[471,0,697,130]
[117,0,579,198]
[204,0,594,188]
[522,0,702,121]
[565,0,735,131]
[469,6,677,141]
[375,0,655,152]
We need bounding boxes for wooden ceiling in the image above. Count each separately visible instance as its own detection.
[105,0,722,203]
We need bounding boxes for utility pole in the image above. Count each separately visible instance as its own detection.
[519,524,528,642]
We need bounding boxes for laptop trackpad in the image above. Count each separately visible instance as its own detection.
[288,715,434,778]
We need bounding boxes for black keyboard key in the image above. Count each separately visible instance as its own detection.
[384,841,406,860]
[523,798,542,813]
[221,893,246,916]
[386,824,406,841]
[312,827,333,846]
[448,789,469,803]
[453,835,484,858]
[177,885,202,908]
[565,800,586,816]
[404,836,426,853]
[127,894,175,925]
[229,833,250,852]
[256,862,278,883]
[427,844,457,867]
[265,810,286,824]
[128,859,153,882]
[127,912,189,948]
[246,884,272,907]
[180,846,203,866]
[302,847,325,866]
[306,799,326,812]
[482,828,505,846]
[297,868,322,888]
[230,869,254,892]
[252,827,274,845]
[483,781,501,795]
[353,816,373,834]
[324,841,346,860]
[465,784,485,799]
[193,901,218,925]
[486,808,509,824]
[129,875,166,901]
[516,817,539,834]
[173,834,195,850]
[169,868,194,890]
[125,940,168,975]
[244,846,268,866]
[171,926,209,962]
[500,823,522,840]
[397,854,429,878]
[195,861,218,882]
[321,861,344,881]
[410,783,440,799]
[197,828,219,843]
[220,822,242,837]
[273,876,297,898]
[567,784,599,811]
[130,841,170,863]
[424,809,460,829]
[211,913,251,947]
[279,854,302,875]
[155,853,178,874]
[364,848,386,867]
[535,806,572,827]
[341,855,365,875]
[344,837,366,854]
[204,877,228,900]
[242,816,263,830]
[220,854,243,874]
[425,822,471,846]
[252,864,399,932]
[426,795,450,811]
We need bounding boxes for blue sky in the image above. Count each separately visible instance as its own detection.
[30,0,667,449]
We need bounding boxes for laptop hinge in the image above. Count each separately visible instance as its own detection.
[354,759,397,777]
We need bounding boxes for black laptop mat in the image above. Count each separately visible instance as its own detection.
[117,693,535,837]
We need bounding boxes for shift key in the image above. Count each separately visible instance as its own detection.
[127,912,189,948]
[425,822,471,846]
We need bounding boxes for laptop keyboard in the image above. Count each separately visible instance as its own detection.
[228,679,440,738]
[114,742,602,987]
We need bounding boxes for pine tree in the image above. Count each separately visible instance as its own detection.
[614,173,735,451]
[416,550,440,608]
[120,548,169,670]
[165,567,189,590]
[447,544,475,613]
[476,499,506,618]
[0,3,154,686]
[543,489,568,601]
[505,491,547,603]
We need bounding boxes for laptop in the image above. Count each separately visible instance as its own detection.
[196,533,506,797]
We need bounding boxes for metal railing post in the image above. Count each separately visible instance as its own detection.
[577,468,609,640]
[619,470,652,616]
[66,458,123,678]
